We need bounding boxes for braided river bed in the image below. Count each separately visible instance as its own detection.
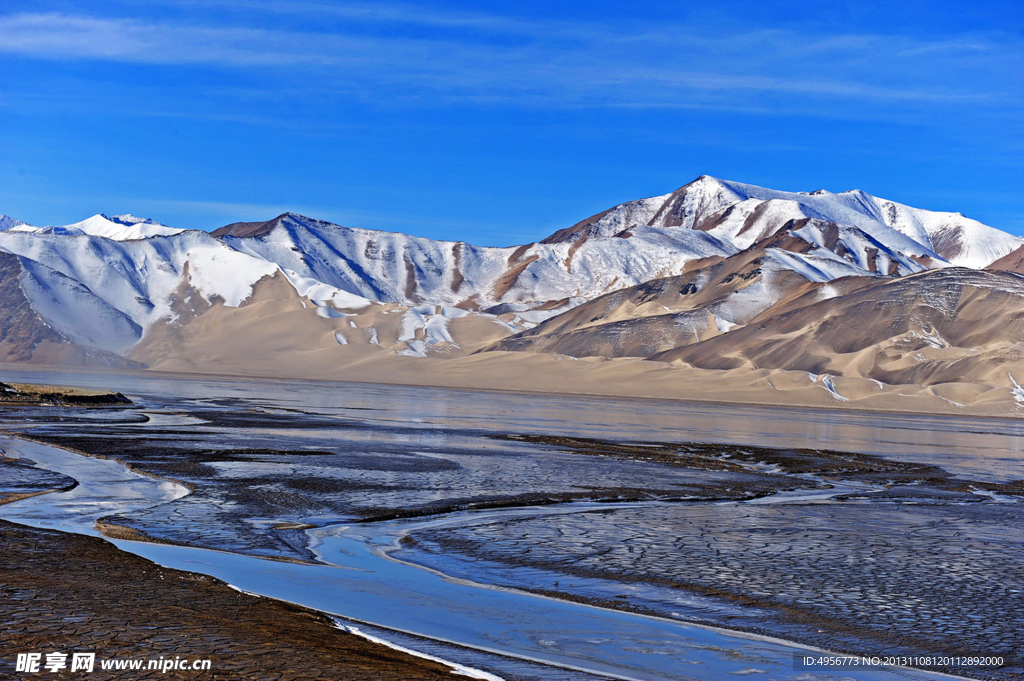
[0,369,1022,679]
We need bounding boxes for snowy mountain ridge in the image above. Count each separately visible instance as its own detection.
[0,176,1019,364]
[545,176,1020,269]
[2,213,186,240]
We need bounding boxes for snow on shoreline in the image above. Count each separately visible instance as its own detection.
[333,622,506,681]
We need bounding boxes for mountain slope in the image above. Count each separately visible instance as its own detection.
[0,229,280,354]
[207,175,1021,328]
[483,248,880,358]
[989,246,1024,275]
[650,268,1024,389]
[0,252,139,367]
[212,211,733,320]
[0,215,27,232]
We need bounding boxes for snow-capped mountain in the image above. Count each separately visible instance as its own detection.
[4,213,185,240]
[0,176,1019,369]
[212,211,730,320]
[0,215,27,231]
[544,176,1020,270]
[210,176,1021,314]
[0,228,279,356]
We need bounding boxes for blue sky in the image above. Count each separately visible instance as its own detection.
[0,0,1021,244]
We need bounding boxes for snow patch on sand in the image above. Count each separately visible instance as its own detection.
[284,271,371,311]
[399,304,469,351]
[398,339,428,357]
[821,375,849,402]
[1009,374,1024,407]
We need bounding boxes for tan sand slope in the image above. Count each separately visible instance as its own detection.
[132,271,515,373]
[124,268,1024,417]
[989,245,1024,275]
[653,268,1024,390]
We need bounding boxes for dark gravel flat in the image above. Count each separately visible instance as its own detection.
[0,520,457,680]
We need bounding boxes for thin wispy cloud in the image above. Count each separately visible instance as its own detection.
[129,0,599,38]
[184,0,561,34]
[0,8,1016,111]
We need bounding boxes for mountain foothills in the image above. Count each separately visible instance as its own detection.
[2,176,1023,414]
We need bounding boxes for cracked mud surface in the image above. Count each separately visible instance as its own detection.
[402,500,1024,679]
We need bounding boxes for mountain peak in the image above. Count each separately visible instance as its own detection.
[213,212,355,239]
[102,213,160,227]
[0,215,27,231]
[53,214,184,240]
[212,213,294,239]
[679,174,729,192]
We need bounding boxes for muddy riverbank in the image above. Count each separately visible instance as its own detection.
[0,519,463,680]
